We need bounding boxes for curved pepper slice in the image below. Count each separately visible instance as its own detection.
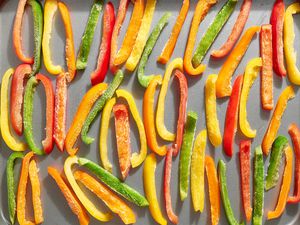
[239,58,262,138]
[267,146,293,220]
[48,167,90,225]
[211,0,252,58]
[158,0,189,64]
[192,0,238,67]
[144,153,167,225]
[191,130,207,212]
[183,0,216,75]
[216,26,261,98]
[1,68,27,151]
[137,12,171,88]
[262,86,295,155]
[65,83,107,155]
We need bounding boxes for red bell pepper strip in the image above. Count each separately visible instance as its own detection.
[223,75,243,157]
[270,0,286,77]
[91,2,115,85]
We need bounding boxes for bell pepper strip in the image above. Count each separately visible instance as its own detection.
[7,152,24,225]
[183,0,216,76]
[172,70,188,156]
[10,64,32,136]
[81,70,124,145]
[262,86,295,155]
[116,89,147,168]
[125,0,156,71]
[91,2,115,85]
[42,0,63,75]
[267,146,293,220]
[192,0,238,67]
[260,24,273,110]
[78,157,149,207]
[65,83,108,156]
[270,0,286,77]
[144,153,167,225]
[113,0,144,66]
[265,135,288,190]
[48,167,90,225]
[156,58,183,142]
[28,160,43,224]
[191,130,207,212]
[253,146,264,225]
[137,12,171,88]
[211,0,252,58]
[287,124,300,203]
[239,140,252,222]
[205,156,220,225]
[239,58,262,138]
[216,26,261,98]
[157,0,189,64]
[179,111,198,201]
[58,1,76,82]
[143,76,167,156]
[1,68,27,151]
[17,152,35,225]
[218,160,245,225]
[113,104,131,180]
[164,147,178,224]
[223,75,243,157]
[13,0,34,64]
[205,74,222,147]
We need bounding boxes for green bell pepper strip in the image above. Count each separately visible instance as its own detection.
[179,111,198,201]
[265,135,288,190]
[253,146,264,225]
[81,70,124,144]
[137,12,171,88]
[76,0,103,70]
[218,160,245,225]
[192,0,238,67]
[78,157,149,207]
[7,152,24,225]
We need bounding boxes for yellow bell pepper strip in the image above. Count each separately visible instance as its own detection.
[74,170,136,224]
[183,0,216,76]
[125,0,156,71]
[216,26,261,98]
[239,58,262,138]
[1,68,27,151]
[158,0,189,64]
[48,167,90,225]
[205,74,222,147]
[114,0,145,66]
[143,76,167,156]
[267,146,293,220]
[156,58,183,142]
[191,130,207,212]
[116,89,147,168]
[28,160,43,224]
[144,153,167,225]
[262,86,295,155]
[205,156,220,225]
[284,3,300,85]
[64,156,112,222]
[65,83,107,156]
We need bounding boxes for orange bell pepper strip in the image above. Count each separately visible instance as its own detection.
[216,26,261,98]
[48,167,90,225]
[267,146,293,220]
[113,0,145,66]
[158,0,189,64]
[183,0,216,76]
[262,86,295,155]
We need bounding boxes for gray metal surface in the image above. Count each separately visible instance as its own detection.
[1,0,300,224]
